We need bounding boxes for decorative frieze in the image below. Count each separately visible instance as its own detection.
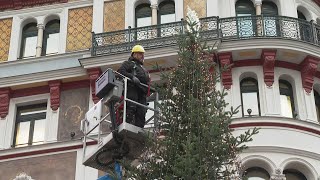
[218,52,233,90]
[87,68,101,104]
[0,18,12,62]
[104,0,125,32]
[262,49,277,87]
[66,6,93,51]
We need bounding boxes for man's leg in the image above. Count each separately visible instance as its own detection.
[135,94,147,128]
[126,86,138,125]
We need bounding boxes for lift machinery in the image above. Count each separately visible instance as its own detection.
[81,68,159,172]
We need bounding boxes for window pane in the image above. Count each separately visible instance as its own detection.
[32,119,45,145]
[22,36,37,58]
[161,14,175,24]
[137,17,152,27]
[43,20,60,55]
[15,103,47,147]
[242,92,259,116]
[45,32,59,54]
[280,95,293,118]
[243,167,270,180]
[284,169,307,180]
[15,121,30,147]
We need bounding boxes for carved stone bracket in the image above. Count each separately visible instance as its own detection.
[87,68,102,104]
[0,88,11,119]
[262,49,277,87]
[300,55,320,94]
[270,168,286,180]
[218,52,233,90]
[49,80,61,111]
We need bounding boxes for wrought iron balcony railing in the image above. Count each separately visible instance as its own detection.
[91,15,320,56]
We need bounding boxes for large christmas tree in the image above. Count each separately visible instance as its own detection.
[122,8,258,180]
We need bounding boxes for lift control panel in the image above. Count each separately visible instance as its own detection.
[95,68,117,99]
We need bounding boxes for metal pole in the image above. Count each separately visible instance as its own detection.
[123,78,128,124]
[109,101,117,130]
[98,118,101,145]
[154,92,160,132]
[91,31,95,56]
[82,127,87,161]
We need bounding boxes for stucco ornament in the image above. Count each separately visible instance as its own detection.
[13,173,34,180]
[186,6,200,36]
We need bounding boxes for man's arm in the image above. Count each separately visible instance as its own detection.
[118,61,134,79]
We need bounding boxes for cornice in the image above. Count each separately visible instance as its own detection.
[0,67,87,88]
[231,116,320,134]
[244,146,320,161]
[0,51,87,79]
[219,39,320,59]
[0,139,97,162]
[0,51,86,66]
[0,0,93,18]
[79,47,179,69]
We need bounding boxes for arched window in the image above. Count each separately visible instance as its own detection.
[279,80,295,118]
[262,1,278,15]
[314,90,320,122]
[20,23,38,58]
[42,19,60,56]
[240,78,261,117]
[262,1,279,37]
[243,167,270,180]
[135,4,152,28]
[236,0,255,16]
[297,11,307,20]
[158,0,175,24]
[236,0,256,38]
[297,10,313,42]
[283,169,307,180]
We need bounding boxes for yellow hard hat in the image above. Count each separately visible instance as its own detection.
[131,45,145,53]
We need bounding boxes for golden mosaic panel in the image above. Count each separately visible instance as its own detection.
[184,0,207,18]
[0,18,12,62]
[66,6,93,52]
[104,0,125,32]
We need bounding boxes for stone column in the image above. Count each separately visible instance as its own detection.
[270,169,286,180]
[36,23,44,57]
[255,1,263,36]
[151,4,158,25]
[255,2,262,15]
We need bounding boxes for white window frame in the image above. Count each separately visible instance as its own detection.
[4,94,58,149]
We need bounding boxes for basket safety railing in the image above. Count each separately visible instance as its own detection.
[81,70,160,163]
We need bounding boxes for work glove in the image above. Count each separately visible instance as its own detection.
[132,76,140,85]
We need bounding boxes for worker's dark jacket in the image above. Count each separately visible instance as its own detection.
[118,56,150,90]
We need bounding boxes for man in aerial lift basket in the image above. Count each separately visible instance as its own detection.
[118,45,151,128]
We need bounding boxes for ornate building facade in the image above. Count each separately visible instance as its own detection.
[0,0,320,179]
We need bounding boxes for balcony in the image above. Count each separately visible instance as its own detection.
[91,15,320,56]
